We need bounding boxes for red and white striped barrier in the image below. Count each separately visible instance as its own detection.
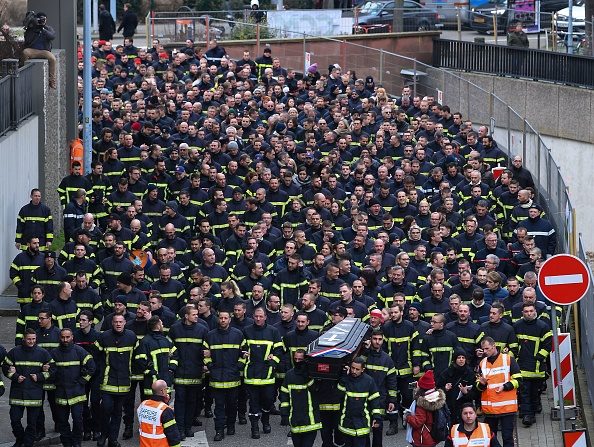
[562,429,588,447]
[550,332,576,407]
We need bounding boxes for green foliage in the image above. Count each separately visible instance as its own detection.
[230,18,274,39]
[50,231,66,253]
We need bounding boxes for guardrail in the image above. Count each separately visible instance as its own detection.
[433,38,594,88]
[578,235,594,410]
[0,60,35,138]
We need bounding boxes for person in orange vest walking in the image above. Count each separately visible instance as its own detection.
[445,402,494,447]
[476,337,522,447]
[137,380,181,447]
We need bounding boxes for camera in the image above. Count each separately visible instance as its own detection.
[408,381,418,390]
[23,11,46,29]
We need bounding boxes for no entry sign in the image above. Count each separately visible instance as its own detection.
[538,254,591,306]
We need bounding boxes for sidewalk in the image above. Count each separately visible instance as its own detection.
[516,379,565,447]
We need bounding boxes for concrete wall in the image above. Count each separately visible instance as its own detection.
[436,71,594,145]
[0,117,40,292]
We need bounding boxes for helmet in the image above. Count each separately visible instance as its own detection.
[251,0,259,7]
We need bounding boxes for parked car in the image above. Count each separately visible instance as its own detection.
[353,0,443,33]
[470,0,575,34]
[554,4,586,36]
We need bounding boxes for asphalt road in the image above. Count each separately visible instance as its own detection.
[0,315,408,447]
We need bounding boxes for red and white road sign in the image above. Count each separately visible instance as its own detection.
[538,254,591,305]
[550,333,576,408]
[563,429,588,447]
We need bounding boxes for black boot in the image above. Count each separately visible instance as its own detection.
[238,413,247,425]
[185,429,194,438]
[226,425,235,435]
[214,431,224,441]
[83,431,92,441]
[261,411,271,434]
[386,419,398,436]
[122,425,133,440]
[250,416,260,439]
[96,433,106,447]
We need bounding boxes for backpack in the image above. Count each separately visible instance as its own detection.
[429,404,451,442]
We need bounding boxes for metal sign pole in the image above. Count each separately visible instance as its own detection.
[551,305,566,430]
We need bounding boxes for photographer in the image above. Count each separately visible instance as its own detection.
[22,11,56,89]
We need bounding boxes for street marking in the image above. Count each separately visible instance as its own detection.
[544,274,584,286]
[181,430,209,447]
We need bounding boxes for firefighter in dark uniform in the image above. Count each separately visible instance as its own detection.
[51,328,96,447]
[95,314,138,447]
[122,301,152,438]
[382,302,419,423]
[479,302,518,356]
[420,313,460,378]
[337,356,382,447]
[49,281,79,330]
[3,329,55,447]
[243,307,283,439]
[33,252,68,302]
[513,302,552,427]
[279,349,321,447]
[204,310,247,441]
[73,310,102,441]
[15,188,54,251]
[134,316,177,400]
[282,312,319,373]
[15,285,49,345]
[35,310,61,439]
[10,236,45,307]
[169,304,209,439]
[362,329,398,447]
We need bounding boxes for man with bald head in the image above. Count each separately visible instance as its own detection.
[137,380,181,447]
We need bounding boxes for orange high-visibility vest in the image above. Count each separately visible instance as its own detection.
[70,139,84,172]
[450,422,492,447]
[479,353,518,415]
[137,399,171,447]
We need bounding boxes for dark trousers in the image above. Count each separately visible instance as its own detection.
[396,375,414,410]
[237,383,248,416]
[55,402,84,446]
[100,392,125,443]
[123,380,145,427]
[320,410,344,447]
[520,379,542,417]
[175,385,203,432]
[371,420,383,447]
[83,374,101,434]
[212,387,239,431]
[246,384,275,417]
[485,414,515,447]
[344,434,368,447]
[10,405,41,447]
[37,389,57,434]
[195,377,212,417]
[292,430,318,447]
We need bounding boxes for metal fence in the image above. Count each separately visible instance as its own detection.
[0,61,35,138]
[578,235,594,412]
[433,38,594,88]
